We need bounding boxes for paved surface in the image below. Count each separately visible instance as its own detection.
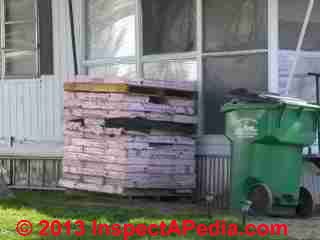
[250,215,320,240]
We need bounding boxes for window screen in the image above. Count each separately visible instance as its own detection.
[143,60,197,81]
[86,0,136,59]
[203,54,268,134]
[302,1,320,51]
[287,56,320,101]
[203,0,268,52]
[88,64,136,79]
[142,0,196,55]
[279,0,309,50]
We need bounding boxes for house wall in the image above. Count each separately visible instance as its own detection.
[0,0,84,156]
[0,0,315,154]
[0,77,63,156]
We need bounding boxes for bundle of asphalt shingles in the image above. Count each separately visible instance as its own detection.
[60,76,197,195]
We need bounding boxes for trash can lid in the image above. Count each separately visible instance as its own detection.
[260,94,320,110]
[223,89,320,112]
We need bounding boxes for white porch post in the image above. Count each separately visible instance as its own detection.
[268,0,279,93]
[286,0,314,94]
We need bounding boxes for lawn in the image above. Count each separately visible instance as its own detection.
[0,191,287,240]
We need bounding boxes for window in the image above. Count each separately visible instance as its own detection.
[142,0,196,55]
[84,0,269,135]
[278,0,320,101]
[302,1,320,51]
[86,0,136,59]
[88,64,136,79]
[204,0,267,52]
[85,0,136,79]
[143,60,197,82]
[279,0,309,50]
[279,0,320,51]
[1,0,53,78]
[202,0,268,134]
[203,54,268,134]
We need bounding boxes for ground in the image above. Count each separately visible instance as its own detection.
[250,215,320,240]
[0,190,291,240]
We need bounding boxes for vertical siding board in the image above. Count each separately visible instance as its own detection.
[0,85,3,137]
[51,79,57,139]
[37,81,43,139]
[41,80,48,139]
[10,84,16,138]
[16,84,22,139]
[43,80,49,138]
[28,83,34,139]
[8,84,14,136]
[3,84,10,137]
[49,77,56,138]
[36,81,42,140]
[24,82,31,139]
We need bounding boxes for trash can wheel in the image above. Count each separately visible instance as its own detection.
[296,187,314,218]
[248,184,273,215]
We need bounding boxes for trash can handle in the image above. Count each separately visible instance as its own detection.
[277,105,303,129]
[277,105,286,129]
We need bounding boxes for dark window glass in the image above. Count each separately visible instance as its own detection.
[203,0,267,52]
[203,54,268,134]
[38,0,54,75]
[142,0,196,55]
[279,0,309,50]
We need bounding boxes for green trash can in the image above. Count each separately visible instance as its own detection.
[222,96,320,216]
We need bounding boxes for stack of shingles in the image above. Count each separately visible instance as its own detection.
[60,76,197,195]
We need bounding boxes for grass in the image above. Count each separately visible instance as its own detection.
[0,191,287,240]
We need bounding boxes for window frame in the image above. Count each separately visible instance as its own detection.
[0,0,40,79]
[83,0,278,135]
